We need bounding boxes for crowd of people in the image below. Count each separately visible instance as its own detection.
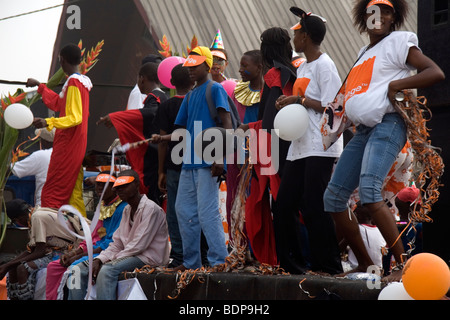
[0,0,446,300]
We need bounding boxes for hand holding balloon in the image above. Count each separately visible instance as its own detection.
[275,95,298,110]
[32,118,48,129]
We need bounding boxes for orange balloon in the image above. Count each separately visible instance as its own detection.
[402,252,450,300]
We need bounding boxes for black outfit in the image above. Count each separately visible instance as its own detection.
[258,61,297,176]
[142,89,168,205]
[272,157,343,275]
[154,95,184,266]
[258,61,341,274]
[154,96,184,172]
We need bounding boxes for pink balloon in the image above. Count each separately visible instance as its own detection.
[157,56,186,89]
[221,80,237,97]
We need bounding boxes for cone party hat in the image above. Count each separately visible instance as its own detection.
[210,29,225,49]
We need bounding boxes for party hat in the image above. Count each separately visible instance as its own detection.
[210,29,225,49]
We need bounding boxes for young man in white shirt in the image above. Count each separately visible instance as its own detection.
[11,128,55,207]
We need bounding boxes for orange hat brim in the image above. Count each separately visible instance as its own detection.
[211,50,227,61]
[366,0,394,9]
[290,22,302,31]
[183,55,207,67]
[113,176,135,187]
[95,174,116,183]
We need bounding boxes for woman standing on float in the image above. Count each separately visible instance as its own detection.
[275,7,343,275]
[323,0,444,280]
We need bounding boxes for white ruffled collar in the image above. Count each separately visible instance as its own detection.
[59,73,93,98]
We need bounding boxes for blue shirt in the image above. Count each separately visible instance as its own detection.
[243,102,260,124]
[175,80,230,169]
[93,201,127,250]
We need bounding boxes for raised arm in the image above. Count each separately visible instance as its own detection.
[388,47,445,101]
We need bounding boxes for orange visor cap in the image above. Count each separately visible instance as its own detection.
[95,174,116,183]
[113,176,135,187]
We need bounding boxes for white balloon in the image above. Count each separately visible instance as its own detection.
[273,103,309,141]
[4,103,33,129]
[378,282,414,300]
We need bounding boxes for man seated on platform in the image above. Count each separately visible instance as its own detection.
[0,199,82,300]
[45,171,126,300]
[67,169,170,300]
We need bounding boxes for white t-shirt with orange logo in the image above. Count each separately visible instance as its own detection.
[344,31,419,127]
[287,53,343,160]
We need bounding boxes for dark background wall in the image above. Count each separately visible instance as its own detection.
[418,0,450,264]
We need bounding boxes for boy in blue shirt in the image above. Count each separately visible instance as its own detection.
[174,46,232,270]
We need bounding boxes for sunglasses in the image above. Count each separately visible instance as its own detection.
[213,58,226,66]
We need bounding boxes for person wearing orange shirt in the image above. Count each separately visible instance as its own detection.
[26,43,92,216]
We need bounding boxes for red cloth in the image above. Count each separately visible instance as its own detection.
[263,67,293,96]
[39,78,89,210]
[245,120,279,266]
[109,109,149,195]
[243,65,294,266]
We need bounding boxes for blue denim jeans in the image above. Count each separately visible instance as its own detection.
[166,169,183,266]
[67,256,145,300]
[175,168,228,269]
[324,113,407,212]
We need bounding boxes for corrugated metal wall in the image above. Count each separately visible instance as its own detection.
[139,0,417,80]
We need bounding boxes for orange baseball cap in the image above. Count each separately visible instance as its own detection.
[183,46,213,69]
[95,174,116,183]
[366,0,394,9]
[113,176,135,187]
[290,7,327,31]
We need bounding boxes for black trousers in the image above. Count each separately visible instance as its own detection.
[272,156,343,274]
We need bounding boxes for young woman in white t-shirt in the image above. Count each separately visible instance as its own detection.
[273,7,344,275]
[323,0,445,280]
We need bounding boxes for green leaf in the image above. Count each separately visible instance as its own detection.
[0,124,18,186]
[46,67,66,89]
[28,67,66,106]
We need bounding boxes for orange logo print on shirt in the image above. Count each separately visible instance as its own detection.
[344,56,375,103]
[293,78,311,97]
